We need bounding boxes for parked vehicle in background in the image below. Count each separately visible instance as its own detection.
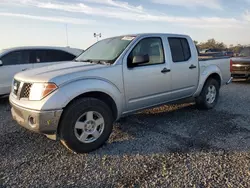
[224,51,234,57]
[9,33,232,153]
[199,52,224,58]
[202,48,222,53]
[0,46,83,96]
[239,47,250,57]
[200,49,230,58]
[231,48,250,80]
[231,58,250,80]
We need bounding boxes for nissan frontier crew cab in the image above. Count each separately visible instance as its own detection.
[9,33,232,153]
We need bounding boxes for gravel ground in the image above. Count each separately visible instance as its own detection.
[1,81,250,187]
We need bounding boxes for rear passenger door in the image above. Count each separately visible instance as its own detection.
[168,37,199,99]
[0,50,33,95]
[32,49,76,68]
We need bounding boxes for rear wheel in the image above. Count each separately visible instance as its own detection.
[195,78,220,110]
[59,97,114,153]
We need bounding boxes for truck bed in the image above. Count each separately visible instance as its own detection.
[199,56,230,61]
[198,56,231,85]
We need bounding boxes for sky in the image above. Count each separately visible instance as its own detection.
[0,0,250,50]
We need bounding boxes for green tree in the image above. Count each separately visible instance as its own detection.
[198,38,226,51]
[229,44,244,53]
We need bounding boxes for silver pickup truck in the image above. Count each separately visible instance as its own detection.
[9,33,232,153]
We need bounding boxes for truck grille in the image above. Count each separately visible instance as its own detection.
[20,83,32,98]
[233,66,249,71]
[232,64,250,71]
[12,80,32,99]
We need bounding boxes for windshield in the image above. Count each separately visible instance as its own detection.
[75,36,136,63]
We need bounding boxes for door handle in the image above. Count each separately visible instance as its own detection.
[22,68,27,71]
[161,68,171,73]
[189,64,197,69]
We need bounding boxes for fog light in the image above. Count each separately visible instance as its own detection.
[28,116,37,128]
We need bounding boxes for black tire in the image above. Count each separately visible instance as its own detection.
[58,97,114,153]
[195,78,220,110]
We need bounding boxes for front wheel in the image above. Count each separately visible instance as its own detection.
[195,78,220,110]
[58,97,114,153]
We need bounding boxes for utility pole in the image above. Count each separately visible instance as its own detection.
[65,24,69,47]
[94,33,101,42]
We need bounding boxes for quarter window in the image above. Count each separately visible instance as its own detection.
[128,37,165,67]
[168,38,191,62]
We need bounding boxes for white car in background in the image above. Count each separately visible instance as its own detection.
[0,46,83,96]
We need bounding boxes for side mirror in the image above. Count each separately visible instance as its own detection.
[128,54,149,68]
[0,60,2,66]
[133,54,149,64]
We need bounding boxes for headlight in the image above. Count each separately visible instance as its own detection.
[29,83,58,101]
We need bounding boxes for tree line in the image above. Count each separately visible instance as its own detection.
[194,39,250,53]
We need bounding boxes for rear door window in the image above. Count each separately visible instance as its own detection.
[31,50,47,63]
[47,50,76,62]
[31,50,76,63]
[168,38,191,62]
[1,50,31,65]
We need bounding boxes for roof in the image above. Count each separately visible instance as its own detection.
[103,33,190,40]
[135,33,189,37]
[1,46,83,56]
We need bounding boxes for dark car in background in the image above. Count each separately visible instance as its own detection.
[231,48,250,80]
[224,51,234,57]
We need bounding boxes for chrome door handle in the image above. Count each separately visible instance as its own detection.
[189,64,197,69]
[161,68,171,73]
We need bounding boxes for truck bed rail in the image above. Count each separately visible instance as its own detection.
[199,56,230,61]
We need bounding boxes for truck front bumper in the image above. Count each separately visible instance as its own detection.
[10,101,63,135]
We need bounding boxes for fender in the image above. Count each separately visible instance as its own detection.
[41,78,125,117]
[193,64,222,97]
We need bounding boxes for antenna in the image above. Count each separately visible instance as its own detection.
[65,24,69,47]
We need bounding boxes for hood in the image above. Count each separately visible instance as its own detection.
[14,61,106,84]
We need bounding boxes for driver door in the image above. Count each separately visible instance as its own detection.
[123,37,172,112]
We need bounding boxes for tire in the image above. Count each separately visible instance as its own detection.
[195,78,220,110]
[58,97,114,153]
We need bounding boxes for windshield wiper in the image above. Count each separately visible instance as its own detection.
[74,59,91,62]
[95,60,112,65]
[75,59,111,65]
